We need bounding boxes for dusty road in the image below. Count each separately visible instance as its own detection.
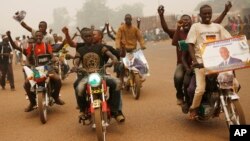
[0,40,250,141]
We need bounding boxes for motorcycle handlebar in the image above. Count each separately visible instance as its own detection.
[71,64,111,75]
[192,63,204,69]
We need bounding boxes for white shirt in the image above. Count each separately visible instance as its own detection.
[186,22,232,63]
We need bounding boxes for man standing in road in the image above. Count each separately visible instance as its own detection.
[0,35,15,91]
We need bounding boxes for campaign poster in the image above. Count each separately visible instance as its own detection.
[201,35,250,74]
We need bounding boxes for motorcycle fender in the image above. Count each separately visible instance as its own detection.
[230,92,240,100]
[93,99,102,108]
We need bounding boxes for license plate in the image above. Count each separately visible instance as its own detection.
[93,100,101,108]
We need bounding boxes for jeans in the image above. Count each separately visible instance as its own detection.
[183,70,194,106]
[105,75,122,112]
[73,74,85,111]
[75,74,122,113]
[173,64,185,100]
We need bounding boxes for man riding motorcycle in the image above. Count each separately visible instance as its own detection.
[115,14,147,86]
[62,27,125,123]
[7,30,65,112]
[186,4,232,119]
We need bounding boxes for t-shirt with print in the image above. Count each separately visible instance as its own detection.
[26,43,52,57]
[26,43,52,65]
[185,22,231,63]
[76,43,107,72]
[32,29,55,45]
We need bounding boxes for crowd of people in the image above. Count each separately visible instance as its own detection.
[225,14,250,38]
[0,1,248,124]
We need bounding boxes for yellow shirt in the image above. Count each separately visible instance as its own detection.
[115,24,145,50]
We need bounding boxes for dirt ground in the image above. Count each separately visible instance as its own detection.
[0,40,250,141]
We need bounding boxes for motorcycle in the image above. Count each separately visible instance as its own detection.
[74,63,111,141]
[53,48,70,80]
[23,54,55,124]
[189,65,246,129]
[122,49,149,100]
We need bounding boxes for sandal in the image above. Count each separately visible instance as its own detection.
[189,108,198,120]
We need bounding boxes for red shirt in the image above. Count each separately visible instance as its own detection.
[26,43,52,57]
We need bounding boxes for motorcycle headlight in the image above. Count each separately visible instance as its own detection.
[88,73,101,87]
[217,71,234,89]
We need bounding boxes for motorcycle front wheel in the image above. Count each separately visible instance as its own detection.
[38,92,48,124]
[94,108,105,141]
[225,99,246,129]
[131,73,141,100]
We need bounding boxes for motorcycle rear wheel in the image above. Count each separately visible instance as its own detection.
[225,99,246,129]
[38,92,47,124]
[94,108,105,141]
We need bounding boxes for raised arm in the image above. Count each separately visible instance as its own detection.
[172,20,182,46]
[106,23,116,41]
[76,27,81,35]
[62,26,77,48]
[101,24,106,33]
[158,5,175,38]
[53,32,78,52]
[6,31,23,53]
[136,28,146,49]
[213,1,232,24]
[137,18,141,29]
[20,21,33,33]
[111,26,117,35]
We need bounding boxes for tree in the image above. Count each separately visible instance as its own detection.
[111,3,144,28]
[50,7,70,34]
[75,0,144,30]
[76,0,111,29]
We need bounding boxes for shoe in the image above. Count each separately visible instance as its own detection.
[140,77,146,82]
[24,103,36,112]
[181,103,189,114]
[213,108,221,117]
[11,87,15,91]
[177,98,184,105]
[54,98,65,105]
[1,86,5,90]
[112,111,125,123]
[79,112,91,125]
[189,108,198,120]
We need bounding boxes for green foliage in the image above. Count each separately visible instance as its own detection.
[50,7,70,34]
[76,0,144,29]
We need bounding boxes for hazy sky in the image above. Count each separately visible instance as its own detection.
[0,0,203,37]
